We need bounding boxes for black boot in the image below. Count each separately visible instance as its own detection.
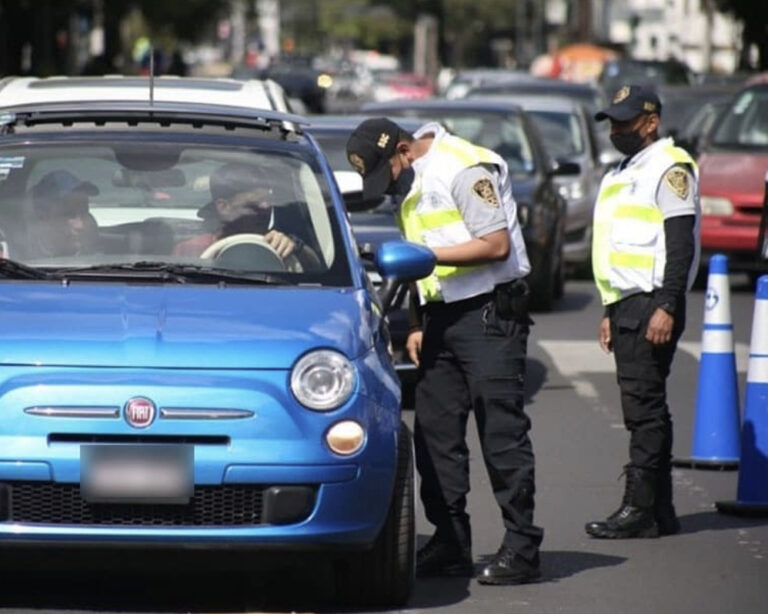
[478,547,541,585]
[655,470,681,535]
[585,466,659,539]
[416,533,474,577]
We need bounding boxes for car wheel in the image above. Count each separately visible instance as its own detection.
[334,422,415,608]
[553,252,565,300]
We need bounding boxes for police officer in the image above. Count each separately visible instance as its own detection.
[587,85,700,538]
[346,118,543,584]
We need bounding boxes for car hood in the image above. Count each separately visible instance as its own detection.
[0,284,373,369]
[699,150,768,206]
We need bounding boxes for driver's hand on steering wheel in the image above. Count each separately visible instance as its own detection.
[264,230,296,259]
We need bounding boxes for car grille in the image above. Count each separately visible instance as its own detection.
[0,481,287,527]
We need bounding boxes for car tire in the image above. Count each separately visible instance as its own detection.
[333,422,415,608]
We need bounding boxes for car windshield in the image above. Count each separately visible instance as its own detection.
[527,110,584,158]
[0,135,351,286]
[710,88,768,149]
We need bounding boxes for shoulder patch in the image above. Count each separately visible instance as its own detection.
[471,178,500,207]
[663,167,690,200]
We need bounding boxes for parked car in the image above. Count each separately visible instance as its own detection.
[0,96,433,607]
[472,95,605,274]
[697,83,768,280]
[307,115,424,377]
[675,97,732,159]
[443,68,538,100]
[597,58,695,100]
[363,98,573,311]
[0,75,295,114]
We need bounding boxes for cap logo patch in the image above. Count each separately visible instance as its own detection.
[613,86,631,104]
[643,101,657,112]
[377,133,391,149]
[349,153,366,175]
[471,178,500,208]
[664,167,690,199]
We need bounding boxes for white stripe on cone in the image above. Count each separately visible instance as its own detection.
[702,329,737,354]
[748,297,768,356]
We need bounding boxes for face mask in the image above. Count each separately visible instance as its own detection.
[610,130,645,157]
[385,167,414,196]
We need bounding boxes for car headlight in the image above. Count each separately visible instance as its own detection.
[701,195,734,216]
[291,350,356,410]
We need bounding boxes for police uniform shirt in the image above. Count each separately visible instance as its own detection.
[451,164,509,237]
[656,165,697,219]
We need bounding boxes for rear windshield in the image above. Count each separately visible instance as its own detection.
[710,88,768,149]
[0,135,352,286]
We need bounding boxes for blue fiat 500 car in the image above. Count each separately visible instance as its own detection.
[0,102,433,607]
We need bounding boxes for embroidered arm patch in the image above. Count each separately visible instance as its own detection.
[471,178,500,207]
[663,167,690,200]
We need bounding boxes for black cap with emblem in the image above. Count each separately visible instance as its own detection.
[346,117,404,199]
[595,84,662,122]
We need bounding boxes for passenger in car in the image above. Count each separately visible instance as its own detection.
[28,170,100,258]
[173,161,319,268]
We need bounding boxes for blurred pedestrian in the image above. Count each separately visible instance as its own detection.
[346,117,543,585]
[587,84,701,538]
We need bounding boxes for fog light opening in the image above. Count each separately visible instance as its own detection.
[326,420,365,455]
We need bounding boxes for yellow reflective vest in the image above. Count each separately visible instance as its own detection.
[397,123,530,304]
[592,137,698,305]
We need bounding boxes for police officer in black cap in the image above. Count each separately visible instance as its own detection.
[347,117,543,584]
[587,84,700,538]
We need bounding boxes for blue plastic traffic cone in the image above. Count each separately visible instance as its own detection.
[717,275,768,516]
[673,254,740,470]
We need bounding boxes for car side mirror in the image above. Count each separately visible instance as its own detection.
[551,160,581,176]
[375,241,435,313]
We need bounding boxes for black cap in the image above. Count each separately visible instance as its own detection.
[32,170,99,208]
[346,117,403,199]
[595,84,662,122]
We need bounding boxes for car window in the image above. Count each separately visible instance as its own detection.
[414,111,535,175]
[312,132,351,171]
[711,89,768,148]
[0,138,351,285]
[527,110,585,158]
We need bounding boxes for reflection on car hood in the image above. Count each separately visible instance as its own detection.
[0,284,372,369]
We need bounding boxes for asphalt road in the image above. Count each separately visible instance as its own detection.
[1,276,766,614]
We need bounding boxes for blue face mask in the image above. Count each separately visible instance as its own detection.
[385,167,414,196]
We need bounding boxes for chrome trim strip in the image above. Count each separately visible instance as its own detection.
[160,408,254,420]
[24,406,120,418]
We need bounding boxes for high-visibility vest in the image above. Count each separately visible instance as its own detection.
[592,137,699,305]
[397,125,530,304]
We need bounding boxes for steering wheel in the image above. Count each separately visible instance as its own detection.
[200,233,303,272]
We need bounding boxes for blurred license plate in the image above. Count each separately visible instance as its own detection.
[81,445,193,504]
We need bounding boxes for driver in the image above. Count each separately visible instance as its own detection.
[174,162,312,263]
[29,170,100,258]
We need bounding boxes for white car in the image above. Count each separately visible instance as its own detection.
[0,75,294,114]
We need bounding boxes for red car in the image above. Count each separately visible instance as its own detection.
[698,83,768,279]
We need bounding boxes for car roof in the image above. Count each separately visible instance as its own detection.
[306,114,424,133]
[362,98,524,115]
[0,76,293,113]
[469,93,580,114]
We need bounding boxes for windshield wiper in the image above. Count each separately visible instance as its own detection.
[0,258,50,280]
[51,261,288,285]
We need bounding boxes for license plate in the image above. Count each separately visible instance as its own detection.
[81,445,193,504]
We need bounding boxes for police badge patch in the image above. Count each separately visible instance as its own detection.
[613,85,631,104]
[663,167,690,199]
[471,178,500,207]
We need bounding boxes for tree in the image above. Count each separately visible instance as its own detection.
[714,0,768,69]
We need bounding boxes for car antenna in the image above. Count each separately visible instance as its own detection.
[149,45,155,106]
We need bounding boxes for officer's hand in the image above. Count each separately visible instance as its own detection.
[264,230,296,258]
[646,308,674,345]
[598,317,612,353]
[406,330,423,367]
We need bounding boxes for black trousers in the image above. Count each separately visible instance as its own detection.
[413,292,543,561]
[609,292,686,473]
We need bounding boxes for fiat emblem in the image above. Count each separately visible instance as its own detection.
[124,397,156,429]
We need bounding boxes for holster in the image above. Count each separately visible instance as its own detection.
[493,278,530,320]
